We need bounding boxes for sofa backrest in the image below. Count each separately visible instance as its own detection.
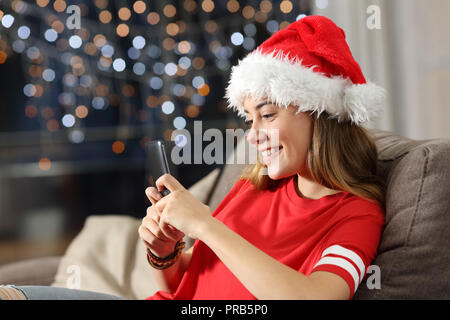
[354,130,450,299]
[207,129,450,299]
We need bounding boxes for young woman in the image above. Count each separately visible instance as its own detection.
[0,15,386,300]
[140,15,386,300]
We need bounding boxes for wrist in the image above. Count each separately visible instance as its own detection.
[146,241,186,270]
[197,215,221,242]
[150,241,181,259]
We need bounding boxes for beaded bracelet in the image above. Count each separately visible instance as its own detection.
[146,241,186,270]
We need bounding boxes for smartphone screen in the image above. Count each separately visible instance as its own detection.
[145,140,171,196]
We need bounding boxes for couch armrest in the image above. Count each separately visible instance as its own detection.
[0,256,61,286]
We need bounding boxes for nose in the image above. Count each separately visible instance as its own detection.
[246,127,268,146]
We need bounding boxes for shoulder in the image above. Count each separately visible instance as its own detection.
[335,193,385,225]
[318,195,386,268]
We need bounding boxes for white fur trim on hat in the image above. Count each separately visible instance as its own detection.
[224,49,386,124]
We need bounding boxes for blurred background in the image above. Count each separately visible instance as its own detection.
[0,0,448,265]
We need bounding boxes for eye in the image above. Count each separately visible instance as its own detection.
[244,119,253,126]
[262,113,274,120]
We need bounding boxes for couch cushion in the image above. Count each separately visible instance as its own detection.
[208,135,248,212]
[0,256,60,286]
[354,131,450,299]
[51,215,155,299]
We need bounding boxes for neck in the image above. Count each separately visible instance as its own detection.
[295,174,342,200]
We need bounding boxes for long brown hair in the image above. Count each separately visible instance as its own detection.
[237,111,385,208]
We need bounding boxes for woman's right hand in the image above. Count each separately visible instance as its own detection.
[139,186,185,258]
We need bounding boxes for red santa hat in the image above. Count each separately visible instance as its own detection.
[225,15,386,124]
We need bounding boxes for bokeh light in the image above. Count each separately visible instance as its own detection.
[197,84,210,96]
[0,51,7,64]
[164,62,177,76]
[161,101,175,115]
[132,36,146,49]
[12,40,26,53]
[112,58,126,72]
[112,141,125,154]
[23,84,36,97]
[92,96,106,110]
[133,1,146,14]
[116,24,130,37]
[280,1,293,13]
[185,105,200,118]
[118,7,131,21]
[25,105,38,118]
[226,0,240,13]
[202,0,215,13]
[1,15,15,28]
[38,158,51,171]
[149,77,163,90]
[75,105,88,118]
[173,116,186,129]
[231,32,244,46]
[69,129,85,143]
[36,0,50,7]
[163,4,176,18]
[42,68,55,82]
[147,12,160,25]
[53,0,67,12]
[68,35,82,49]
[62,114,76,127]
[17,26,31,39]
[133,62,145,75]
[99,10,112,24]
[192,76,205,89]
[44,29,58,42]
[128,47,140,59]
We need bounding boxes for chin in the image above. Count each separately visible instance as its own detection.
[265,165,292,180]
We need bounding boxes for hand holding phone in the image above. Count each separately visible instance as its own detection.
[145,140,171,197]
[141,140,185,257]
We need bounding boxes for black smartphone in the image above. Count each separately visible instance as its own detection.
[145,140,171,197]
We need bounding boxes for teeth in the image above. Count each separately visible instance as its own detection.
[262,148,280,157]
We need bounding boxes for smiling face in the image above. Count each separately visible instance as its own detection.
[243,96,313,180]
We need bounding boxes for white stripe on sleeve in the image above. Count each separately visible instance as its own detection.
[313,256,359,293]
[321,245,366,283]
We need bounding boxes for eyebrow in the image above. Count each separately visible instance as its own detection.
[243,101,272,114]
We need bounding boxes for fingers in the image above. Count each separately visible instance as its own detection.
[138,224,167,248]
[155,173,185,194]
[160,219,185,240]
[145,174,184,208]
[146,206,160,223]
[159,220,183,241]
[142,217,177,242]
[145,186,163,205]
[143,207,183,242]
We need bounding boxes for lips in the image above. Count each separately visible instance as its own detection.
[261,146,283,164]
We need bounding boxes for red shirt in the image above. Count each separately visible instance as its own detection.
[147,175,384,300]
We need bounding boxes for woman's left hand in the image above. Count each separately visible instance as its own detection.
[148,173,214,240]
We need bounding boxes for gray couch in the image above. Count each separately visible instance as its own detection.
[1,129,449,299]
